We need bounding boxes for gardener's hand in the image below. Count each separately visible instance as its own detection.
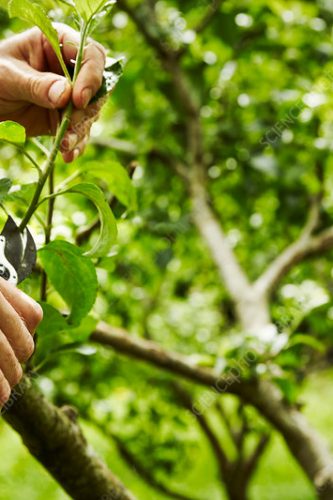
[0,278,43,407]
[0,23,106,162]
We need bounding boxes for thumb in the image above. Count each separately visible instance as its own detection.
[16,63,72,109]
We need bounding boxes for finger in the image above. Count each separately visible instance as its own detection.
[47,23,106,109]
[9,59,72,110]
[71,99,103,135]
[61,104,99,153]
[0,292,35,362]
[73,42,106,109]
[0,330,23,388]
[0,278,43,337]
[62,136,88,163]
[61,109,87,153]
[0,369,11,407]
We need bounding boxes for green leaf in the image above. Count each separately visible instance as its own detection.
[61,315,98,342]
[35,303,70,362]
[0,179,12,202]
[37,303,68,339]
[8,0,70,80]
[36,303,97,363]
[273,377,299,405]
[92,57,125,102]
[74,0,115,22]
[4,182,37,206]
[65,182,118,257]
[0,121,25,145]
[288,334,326,353]
[79,161,137,210]
[39,241,98,325]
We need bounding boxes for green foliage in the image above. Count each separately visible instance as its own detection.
[65,182,118,257]
[39,241,98,325]
[93,58,124,101]
[0,121,25,145]
[287,334,326,353]
[2,0,333,498]
[7,1,70,79]
[74,0,116,22]
[0,178,12,202]
[36,303,97,363]
[79,161,137,210]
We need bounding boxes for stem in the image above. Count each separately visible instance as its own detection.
[0,140,43,176]
[20,149,42,176]
[30,138,50,157]
[19,20,91,232]
[40,168,55,302]
[19,113,71,231]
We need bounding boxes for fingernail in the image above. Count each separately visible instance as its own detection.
[73,148,80,161]
[49,80,67,105]
[81,88,92,109]
[65,132,79,151]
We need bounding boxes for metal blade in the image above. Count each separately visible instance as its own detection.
[0,216,36,284]
[17,226,36,283]
[1,216,23,271]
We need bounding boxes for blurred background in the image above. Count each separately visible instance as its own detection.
[1,1,333,499]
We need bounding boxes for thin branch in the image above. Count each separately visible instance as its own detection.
[215,402,238,445]
[254,196,325,297]
[193,0,223,34]
[172,382,230,481]
[117,0,172,61]
[234,403,249,454]
[112,434,195,500]
[242,433,271,485]
[148,150,190,180]
[91,137,138,156]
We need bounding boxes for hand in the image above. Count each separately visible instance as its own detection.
[0,278,43,407]
[0,23,107,162]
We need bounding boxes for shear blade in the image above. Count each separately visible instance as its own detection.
[1,216,36,283]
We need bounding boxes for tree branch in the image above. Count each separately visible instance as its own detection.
[190,178,253,307]
[4,377,135,500]
[254,197,327,297]
[91,137,138,156]
[117,0,172,61]
[215,402,239,447]
[91,322,225,388]
[193,0,223,34]
[242,433,271,486]
[112,434,195,500]
[117,0,254,310]
[237,380,333,500]
[172,383,230,482]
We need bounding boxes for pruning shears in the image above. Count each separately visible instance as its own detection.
[0,216,36,285]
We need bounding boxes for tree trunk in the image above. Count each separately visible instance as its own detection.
[225,483,248,500]
[4,377,136,500]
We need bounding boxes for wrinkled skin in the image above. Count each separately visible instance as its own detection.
[0,23,106,162]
